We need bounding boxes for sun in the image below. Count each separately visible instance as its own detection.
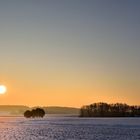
[0,85,7,94]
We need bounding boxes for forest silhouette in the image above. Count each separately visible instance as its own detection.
[80,102,140,117]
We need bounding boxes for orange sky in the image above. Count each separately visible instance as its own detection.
[0,1,140,107]
[0,71,139,107]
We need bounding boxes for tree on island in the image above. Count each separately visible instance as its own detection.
[24,110,32,118]
[24,108,45,118]
[80,102,140,117]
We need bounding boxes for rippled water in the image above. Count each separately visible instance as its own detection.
[0,116,139,140]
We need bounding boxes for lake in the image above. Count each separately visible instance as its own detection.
[0,116,139,140]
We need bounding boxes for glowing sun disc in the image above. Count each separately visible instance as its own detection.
[0,85,7,94]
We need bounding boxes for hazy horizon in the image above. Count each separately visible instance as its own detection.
[0,0,140,107]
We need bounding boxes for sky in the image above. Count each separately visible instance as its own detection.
[0,0,140,107]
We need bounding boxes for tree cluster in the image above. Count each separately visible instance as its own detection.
[24,108,45,118]
[80,102,140,117]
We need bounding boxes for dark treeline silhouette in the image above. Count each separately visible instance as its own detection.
[24,108,45,118]
[80,102,140,117]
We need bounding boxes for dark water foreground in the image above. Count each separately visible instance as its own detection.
[0,116,139,140]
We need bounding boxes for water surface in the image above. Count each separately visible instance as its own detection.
[0,116,139,140]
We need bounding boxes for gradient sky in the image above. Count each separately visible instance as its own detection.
[0,0,140,107]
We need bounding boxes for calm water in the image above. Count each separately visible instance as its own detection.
[0,116,139,140]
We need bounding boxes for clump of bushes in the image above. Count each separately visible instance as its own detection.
[24,108,45,118]
[80,102,140,117]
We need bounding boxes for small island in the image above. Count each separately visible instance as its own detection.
[24,108,45,118]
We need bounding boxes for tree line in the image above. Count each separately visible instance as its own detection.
[24,108,45,118]
[80,102,140,117]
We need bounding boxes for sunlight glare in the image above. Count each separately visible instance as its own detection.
[0,85,7,94]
